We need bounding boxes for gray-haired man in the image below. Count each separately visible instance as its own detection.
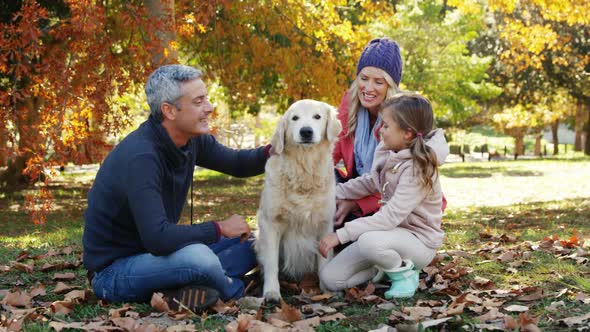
[83,65,270,311]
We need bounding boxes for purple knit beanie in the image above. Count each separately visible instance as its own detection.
[356,37,403,86]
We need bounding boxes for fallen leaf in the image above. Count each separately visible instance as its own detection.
[499,234,518,243]
[388,310,411,322]
[267,317,291,328]
[41,261,79,272]
[553,288,568,298]
[504,315,518,329]
[517,288,546,302]
[64,289,87,302]
[476,308,504,322]
[11,262,34,273]
[15,251,30,262]
[504,304,529,312]
[575,292,590,304]
[369,325,396,332]
[376,302,395,310]
[0,265,10,272]
[5,309,37,331]
[29,284,46,297]
[53,282,78,294]
[61,246,75,255]
[482,298,505,308]
[48,321,86,332]
[166,323,197,332]
[497,251,517,263]
[111,317,137,331]
[51,300,75,315]
[320,313,346,322]
[310,293,334,302]
[559,312,590,327]
[266,300,303,323]
[471,276,495,290]
[546,300,565,312]
[301,303,337,315]
[402,306,433,320]
[1,290,32,307]
[150,292,170,312]
[444,302,465,316]
[327,301,348,309]
[293,316,321,329]
[421,317,453,328]
[225,313,255,332]
[212,299,239,314]
[108,303,135,318]
[519,312,541,332]
[53,272,76,280]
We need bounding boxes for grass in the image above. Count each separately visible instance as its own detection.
[1,155,590,331]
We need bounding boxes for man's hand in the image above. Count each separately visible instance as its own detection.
[319,233,340,258]
[218,214,251,241]
[334,199,360,227]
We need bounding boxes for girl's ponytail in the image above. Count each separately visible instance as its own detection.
[409,130,438,191]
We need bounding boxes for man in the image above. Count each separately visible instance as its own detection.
[83,64,270,311]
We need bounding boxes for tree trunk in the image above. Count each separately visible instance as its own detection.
[551,120,559,155]
[534,133,542,156]
[575,101,584,151]
[145,0,177,65]
[0,96,44,189]
[515,135,525,156]
[0,124,8,166]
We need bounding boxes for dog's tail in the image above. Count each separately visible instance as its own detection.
[281,233,317,279]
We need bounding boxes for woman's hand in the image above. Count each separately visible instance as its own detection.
[319,233,340,258]
[334,199,360,227]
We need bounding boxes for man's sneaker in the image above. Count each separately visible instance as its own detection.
[162,285,219,312]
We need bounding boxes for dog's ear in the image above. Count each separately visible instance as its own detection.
[271,114,286,154]
[325,104,342,142]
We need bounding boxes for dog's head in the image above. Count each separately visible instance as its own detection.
[271,99,342,154]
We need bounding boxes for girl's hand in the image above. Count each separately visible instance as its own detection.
[334,199,360,227]
[319,233,340,258]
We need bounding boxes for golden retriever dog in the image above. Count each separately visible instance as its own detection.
[255,99,342,302]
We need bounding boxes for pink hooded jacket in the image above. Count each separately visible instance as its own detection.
[335,129,449,249]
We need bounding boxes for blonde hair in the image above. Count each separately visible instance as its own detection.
[346,68,399,138]
[381,92,438,191]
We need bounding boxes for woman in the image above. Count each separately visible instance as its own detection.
[333,37,403,227]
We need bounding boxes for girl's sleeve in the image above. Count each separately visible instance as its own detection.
[335,173,379,200]
[336,170,427,244]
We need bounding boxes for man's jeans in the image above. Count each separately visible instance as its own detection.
[92,237,257,302]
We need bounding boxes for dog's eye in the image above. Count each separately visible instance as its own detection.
[292,116,299,121]
[313,114,321,120]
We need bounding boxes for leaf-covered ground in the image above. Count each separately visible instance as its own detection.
[1,158,590,331]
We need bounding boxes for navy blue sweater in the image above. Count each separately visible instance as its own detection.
[83,116,268,273]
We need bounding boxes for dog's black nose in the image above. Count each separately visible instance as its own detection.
[300,127,313,141]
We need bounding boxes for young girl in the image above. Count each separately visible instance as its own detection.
[319,92,448,299]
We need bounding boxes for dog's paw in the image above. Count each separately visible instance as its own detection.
[263,290,281,305]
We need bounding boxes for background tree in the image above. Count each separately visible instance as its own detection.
[485,0,590,154]
[179,0,393,118]
[0,0,183,222]
[374,0,501,129]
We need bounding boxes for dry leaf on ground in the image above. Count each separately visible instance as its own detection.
[53,282,78,294]
[1,290,32,307]
[50,300,75,315]
[52,272,76,280]
[150,292,170,313]
[559,312,590,327]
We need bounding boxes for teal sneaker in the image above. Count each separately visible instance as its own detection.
[384,260,419,299]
